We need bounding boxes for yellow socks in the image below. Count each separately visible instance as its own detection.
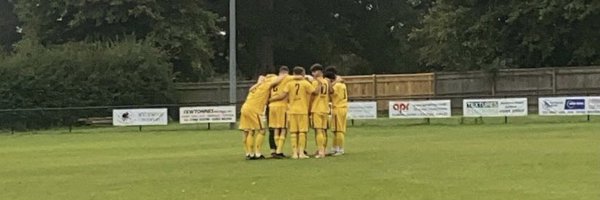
[336,132,345,150]
[290,133,298,156]
[316,129,326,152]
[245,131,254,156]
[254,130,265,156]
[276,133,286,154]
[332,132,339,148]
[299,132,307,155]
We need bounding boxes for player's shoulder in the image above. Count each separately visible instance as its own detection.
[334,82,346,88]
[304,80,314,86]
[284,75,294,81]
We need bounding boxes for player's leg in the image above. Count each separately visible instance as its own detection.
[329,112,339,154]
[315,128,326,158]
[253,114,266,159]
[254,130,266,159]
[267,107,277,156]
[242,131,252,159]
[272,107,287,158]
[298,114,309,159]
[322,113,329,155]
[275,128,286,156]
[315,114,328,158]
[299,131,308,159]
[272,128,280,153]
[239,111,255,159]
[305,119,310,156]
[289,114,299,159]
[311,114,320,157]
[334,131,345,156]
[334,108,348,156]
[245,130,255,159]
[269,128,276,155]
[290,132,299,159]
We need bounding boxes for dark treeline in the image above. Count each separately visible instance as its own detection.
[0,0,599,129]
[1,0,599,81]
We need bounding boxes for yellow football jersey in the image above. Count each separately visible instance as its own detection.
[310,77,330,114]
[331,82,348,108]
[241,76,276,114]
[269,75,294,107]
[284,78,315,114]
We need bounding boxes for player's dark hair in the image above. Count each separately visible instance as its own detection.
[257,68,269,76]
[293,66,305,75]
[324,71,336,80]
[325,66,338,74]
[279,66,289,73]
[310,63,323,72]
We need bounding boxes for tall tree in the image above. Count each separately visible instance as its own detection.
[412,0,600,71]
[13,0,218,81]
[208,0,430,78]
[0,0,20,52]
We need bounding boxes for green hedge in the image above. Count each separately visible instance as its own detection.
[0,39,175,130]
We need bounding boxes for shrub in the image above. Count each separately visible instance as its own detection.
[0,39,175,130]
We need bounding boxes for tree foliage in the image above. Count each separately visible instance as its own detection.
[13,0,218,81]
[206,0,430,78]
[412,0,600,71]
[0,39,175,129]
[4,0,600,80]
[0,0,20,52]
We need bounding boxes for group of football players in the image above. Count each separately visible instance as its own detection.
[239,64,348,160]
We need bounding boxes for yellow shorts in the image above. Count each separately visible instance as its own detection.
[287,114,309,133]
[268,106,287,128]
[331,108,348,133]
[239,111,263,131]
[311,113,329,129]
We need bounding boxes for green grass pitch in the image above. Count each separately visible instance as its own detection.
[1,118,599,200]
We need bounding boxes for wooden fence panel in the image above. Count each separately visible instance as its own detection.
[556,66,600,94]
[435,71,492,96]
[175,66,600,113]
[344,75,375,100]
[175,81,254,105]
[495,68,554,96]
[375,73,434,97]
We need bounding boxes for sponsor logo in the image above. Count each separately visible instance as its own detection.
[121,112,130,121]
[115,111,134,125]
[542,100,561,108]
[565,99,585,110]
[392,103,410,111]
[466,101,498,108]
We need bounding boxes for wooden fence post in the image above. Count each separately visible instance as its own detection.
[552,68,557,94]
[491,71,497,97]
[372,74,378,101]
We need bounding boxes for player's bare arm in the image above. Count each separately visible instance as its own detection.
[269,75,286,88]
[248,75,266,91]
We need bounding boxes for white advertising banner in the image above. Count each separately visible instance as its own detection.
[539,97,588,116]
[347,102,378,120]
[389,100,451,119]
[179,106,236,124]
[113,108,168,126]
[587,97,600,115]
[463,98,528,117]
[539,96,600,116]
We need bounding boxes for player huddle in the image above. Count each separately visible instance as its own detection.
[239,64,348,160]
